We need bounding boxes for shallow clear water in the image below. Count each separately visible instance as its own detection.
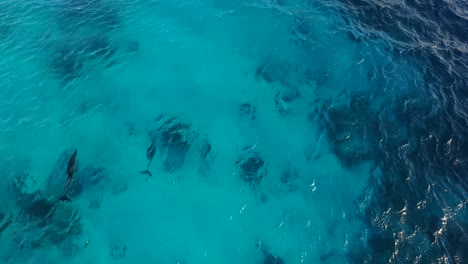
[0,0,466,263]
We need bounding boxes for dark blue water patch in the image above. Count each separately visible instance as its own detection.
[293,0,468,256]
[352,116,468,262]
[310,96,382,169]
[417,49,468,136]
[303,52,468,263]
[338,0,468,46]
[442,213,468,262]
[335,0,468,110]
[354,100,466,260]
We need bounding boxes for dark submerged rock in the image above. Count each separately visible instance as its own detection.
[280,166,298,185]
[160,122,191,173]
[50,46,82,81]
[278,88,300,103]
[255,63,272,83]
[125,122,135,135]
[274,93,290,114]
[314,97,381,168]
[256,240,286,264]
[236,148,266,185]
[110,239,127,259]
[263,252,285,264]
[163,139,190,173]
[126,40,139,53]
[25,198,55,219]
[241,156,264,175]
[80,35,116,61]
[304,67,329,88]
[239,102,256,120]
[146,116,193,173]
[254,59,291,84]
[139,170,152,177]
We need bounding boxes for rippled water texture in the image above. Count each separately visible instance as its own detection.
[0,0,467,263]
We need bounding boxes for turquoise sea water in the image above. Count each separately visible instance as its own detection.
[0,0,467,263]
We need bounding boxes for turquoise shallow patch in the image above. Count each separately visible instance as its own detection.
[0,0,467,263]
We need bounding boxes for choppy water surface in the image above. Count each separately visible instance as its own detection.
[0,0,466,263]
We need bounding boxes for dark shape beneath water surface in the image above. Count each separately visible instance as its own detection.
[50,46,82,81]
[239,102,256,121]
[236,148,266,185]
[146,116,193,173]
[256,240,286,264]
[25,198,55,219]
[110,239,127,259]
[80,35,116,61]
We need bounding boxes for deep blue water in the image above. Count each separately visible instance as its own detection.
[0,0,467,263]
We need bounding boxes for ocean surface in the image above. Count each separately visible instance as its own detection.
[0,0,466,263]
